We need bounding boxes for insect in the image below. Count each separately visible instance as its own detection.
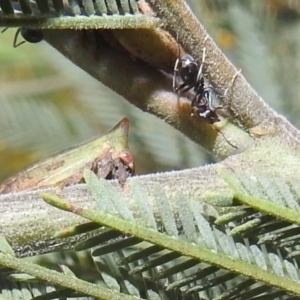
[1,27,43,48]
[173,47,223,124]
[173,47,238,148]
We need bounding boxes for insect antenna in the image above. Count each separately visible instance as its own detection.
[1,27,24,47]
[13,28,25,48]
[2,27,44,48]
[215,127,238,149]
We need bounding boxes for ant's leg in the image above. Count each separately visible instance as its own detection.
[13,28,25,48]
[196,47,206,82]
[1,27,25,48]
[203,88,215,110]
[193,76,205,96]
[191,93,198,108]
[192,92,207,108]
[175,82,196,94]
[214,105,228,114]
[1,27,9,33]
[181,84,193,93]
[173,58,180,91]
[201,47,207,65]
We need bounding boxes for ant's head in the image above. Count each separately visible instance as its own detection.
[196,105,220,124]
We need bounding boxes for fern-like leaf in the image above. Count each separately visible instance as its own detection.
[38,170,300,299]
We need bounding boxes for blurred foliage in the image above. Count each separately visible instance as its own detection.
[0,0,300,183]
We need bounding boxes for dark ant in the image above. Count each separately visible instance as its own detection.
[173,47,238,149]
[1,27,43,48]
[192,69,241,125]
[192,89,237,149]
[173,46,222,124]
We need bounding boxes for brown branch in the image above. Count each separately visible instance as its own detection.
[148,0,300,144]
[41,0,300,158]
[43,29,251,157]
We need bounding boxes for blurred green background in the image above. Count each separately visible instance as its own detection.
[0,0,300,183]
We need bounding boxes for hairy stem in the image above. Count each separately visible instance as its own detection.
[148,0,300,143]
[43,29,251,157]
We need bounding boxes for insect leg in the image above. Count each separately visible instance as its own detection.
[173,58,180,92]
[1,27,9,33]
[13,28,26,48]
[179,83,198,94]
[196,47,206,82]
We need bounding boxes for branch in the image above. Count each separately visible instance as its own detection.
[0,163,233,257]
[43,29,251,157]
[0,15,160,29]
[2,0,300,260]
[1,0,300,152]
[148,0,300,141]
[2,132,300,257]
[40,0,300,156]
[3,0,298,152]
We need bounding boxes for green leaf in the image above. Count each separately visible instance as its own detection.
[40,177,300,298]
[0,236,15,256]
[0,253,141,300]
[220,169,300,226]
[0,0,160,29]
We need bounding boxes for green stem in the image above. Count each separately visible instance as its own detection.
[0,253,139,300]
[0,15,160,29]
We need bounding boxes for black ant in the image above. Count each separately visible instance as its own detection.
[1,27,43,48]
[173,47,222,123]
[173,47,238,149]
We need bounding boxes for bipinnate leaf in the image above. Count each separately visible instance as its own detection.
[39,174,300,299]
